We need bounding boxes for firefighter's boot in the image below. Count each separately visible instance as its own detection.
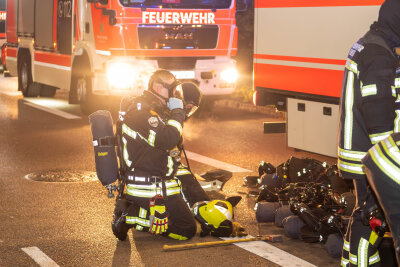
[112,198,130,241]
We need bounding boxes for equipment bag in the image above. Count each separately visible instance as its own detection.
[89,110,119,186]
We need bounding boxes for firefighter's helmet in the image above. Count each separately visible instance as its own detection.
[148,69,182,100]
[192,196,241,237]
[377,0,400,47]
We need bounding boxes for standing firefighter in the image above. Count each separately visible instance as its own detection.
[337,0,400,265]
[90,69,242,241]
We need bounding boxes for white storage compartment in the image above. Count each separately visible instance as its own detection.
[287,98,339,158]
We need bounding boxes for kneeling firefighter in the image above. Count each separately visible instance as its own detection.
[89,69,242,241]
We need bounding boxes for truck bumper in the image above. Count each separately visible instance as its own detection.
[91,57,237,97]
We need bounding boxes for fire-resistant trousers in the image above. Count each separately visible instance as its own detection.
[122,167,210,240]
[341,179,381,266]
[125,193,197,240]
[175,166,210,207]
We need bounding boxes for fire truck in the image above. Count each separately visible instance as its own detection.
[4,0,239,114]
[253,0,383,157]
[0,0,5,70]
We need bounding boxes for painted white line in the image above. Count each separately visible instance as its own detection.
[185,150,251,173]
[221,236,317,267]
[23,100,81,120]
[21,247,60,267]
[1,91,21,96]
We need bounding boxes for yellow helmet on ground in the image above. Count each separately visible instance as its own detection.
[192,196,241,237]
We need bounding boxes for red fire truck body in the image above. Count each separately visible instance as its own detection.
[0,0,6,66]
[0,10,5,39]
[5,0,238,113]
[253,0,383,157]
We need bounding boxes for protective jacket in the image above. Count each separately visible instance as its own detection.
[362,132,400,265]
[338,27,399,179]
[338,2,400,265]
[117,90,185,179]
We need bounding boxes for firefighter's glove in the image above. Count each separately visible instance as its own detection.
[231,222,247,237]
[149,194,168,235]
[167,97,183,110]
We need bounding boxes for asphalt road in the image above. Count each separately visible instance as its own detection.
[0,76,340,267]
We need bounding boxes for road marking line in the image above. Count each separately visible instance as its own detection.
[185,150,251,173]
[21,247,60,267]
[1,91,21,96]
[23,100,81,120]
[221,236,317,267]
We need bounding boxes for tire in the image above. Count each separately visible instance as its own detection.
[18,53,33,97]
[18,53,40,97]
[40,85,57,97]
[72,72,96,115]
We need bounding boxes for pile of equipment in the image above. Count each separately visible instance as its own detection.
[245,157,356,258]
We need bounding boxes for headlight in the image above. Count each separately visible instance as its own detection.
[220,67,238,83]
[106,62,136,89]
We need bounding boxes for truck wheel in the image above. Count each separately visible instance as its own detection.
[18,54,35,97]
[40,85,57,97]
[74,73,96,115]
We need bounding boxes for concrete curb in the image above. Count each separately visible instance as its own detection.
[215,99,285,118]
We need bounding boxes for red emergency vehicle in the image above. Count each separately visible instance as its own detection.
[253,0,384,157]
[5,0,239,113]
[0,0,6,69]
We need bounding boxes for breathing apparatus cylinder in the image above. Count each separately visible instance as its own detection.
[89,110,119,186]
